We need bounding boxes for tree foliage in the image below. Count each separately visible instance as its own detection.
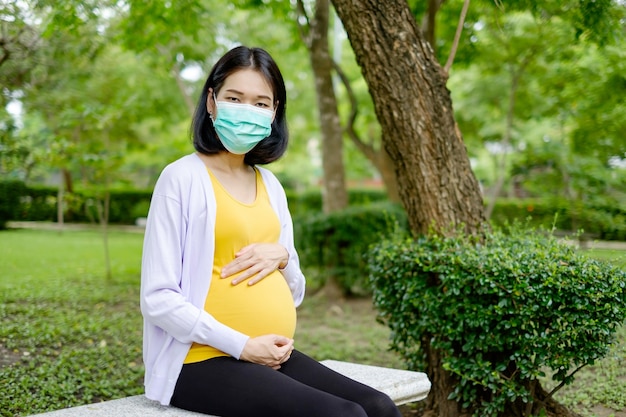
[449,2,625,218]
[1,0,624,205]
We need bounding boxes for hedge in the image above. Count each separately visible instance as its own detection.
[368,225,626,416]
[0,180,26,229]
[285,188,388,217]
[293,201,408,294]
[2,181,624,242]
[489,198,626,241]
[6,183,153,225]
[1,182,389,226]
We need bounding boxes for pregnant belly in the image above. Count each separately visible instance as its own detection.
[185,270,297,363]
[206,270,297,339]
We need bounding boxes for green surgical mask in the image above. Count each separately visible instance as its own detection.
[211,95,274,154]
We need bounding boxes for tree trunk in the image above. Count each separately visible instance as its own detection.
[331,0,484,237]
[421,0,445,50]
[331,0,485,415]
[377,148,401,202]
[97,188,112,281]
[309,0,348,213]
[421,335,470,417]
[62,168,74,193]
[56,172,64,232]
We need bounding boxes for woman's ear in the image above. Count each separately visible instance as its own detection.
[272,100,279,123]
[206,88,215,116]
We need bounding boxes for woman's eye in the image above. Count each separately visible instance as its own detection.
[256,103,269,108]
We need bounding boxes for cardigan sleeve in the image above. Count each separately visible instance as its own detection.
[140,163,249,358]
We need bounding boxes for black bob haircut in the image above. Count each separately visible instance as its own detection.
[191,46,288,165]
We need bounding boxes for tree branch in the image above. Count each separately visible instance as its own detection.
[155,45,195,116]
[172,61,196,117]
[331,58,377,158]
[0,24,38,69]
[547,364,586,399]
[295,0,312,49]
[444,0,470,75]
[0,49,10,68]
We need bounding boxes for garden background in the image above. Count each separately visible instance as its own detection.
[1,1,625,417]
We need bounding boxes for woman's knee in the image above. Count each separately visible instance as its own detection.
[361,392,402,417]
[337,400,369,417]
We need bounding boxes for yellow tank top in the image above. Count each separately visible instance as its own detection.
[184,168,297,364]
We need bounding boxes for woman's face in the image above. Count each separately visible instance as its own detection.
[207,69,275,116]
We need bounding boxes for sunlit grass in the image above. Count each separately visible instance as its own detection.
[584,248,626,268]
[546,324,626,417]
[0,229,399,416]
[0,229,145,416]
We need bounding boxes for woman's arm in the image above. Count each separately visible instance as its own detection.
[140,171,250,358]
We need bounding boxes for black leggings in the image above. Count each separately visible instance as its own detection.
[171,350,402,417]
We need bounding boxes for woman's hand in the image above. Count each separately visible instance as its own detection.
[240,334,294,369]
[221,243,289,286]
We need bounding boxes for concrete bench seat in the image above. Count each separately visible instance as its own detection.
[30,360,431,416]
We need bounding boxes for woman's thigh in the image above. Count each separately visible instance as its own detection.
[171,354,370,417]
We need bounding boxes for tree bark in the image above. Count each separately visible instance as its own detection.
[305,0,349,213]
[56,173,65,232]
[421,335,470,417]
[376,148,401,202]
[331,0,484,237]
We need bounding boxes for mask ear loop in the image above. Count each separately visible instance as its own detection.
[271,101,279,123]
[209,92,218,122]
[206,88,217,120]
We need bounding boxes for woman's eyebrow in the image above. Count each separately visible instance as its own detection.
[224,88,272,101]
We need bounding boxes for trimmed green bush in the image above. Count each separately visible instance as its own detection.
[0,180,26,229]
[489,198,626,241]
[368,225,626,417]
[13,186,153,225]
[294,201,408,294]
[285,188,388,217]
[16,185,60,221]
[79,189,153,224]
[11,186,388,226]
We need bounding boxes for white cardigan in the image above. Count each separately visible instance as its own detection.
[140,153,306,405]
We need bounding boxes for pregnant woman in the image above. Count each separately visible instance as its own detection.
[140,45,401,417]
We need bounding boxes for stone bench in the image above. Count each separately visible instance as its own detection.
[30,360,431,416]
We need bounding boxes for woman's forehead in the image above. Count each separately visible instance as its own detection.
[221,69,273,99]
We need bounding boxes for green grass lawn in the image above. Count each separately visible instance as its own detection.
[0,229,624,417]
[585,248,626,268]
[0,229,145,417]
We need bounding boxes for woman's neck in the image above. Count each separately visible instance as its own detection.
[197,151,250,174]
